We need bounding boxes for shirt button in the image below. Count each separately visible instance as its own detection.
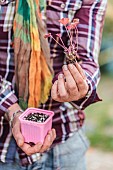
[0,0,6,3]
[0,0,6,4]
[60,3,66,9]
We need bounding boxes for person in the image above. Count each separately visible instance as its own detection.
[0,0,107,169]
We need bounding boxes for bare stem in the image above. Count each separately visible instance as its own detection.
[59,37,68,51]
[75,27,78,51]
[70,30,73,46]
[50,35,68,51]
[65,25,72,45]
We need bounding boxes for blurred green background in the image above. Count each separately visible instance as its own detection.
[86,0,113,151]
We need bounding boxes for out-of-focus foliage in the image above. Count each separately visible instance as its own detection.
[86,74,113,151]
[86,0,113,151]
[99,0,113,71]
[102,0,113,38]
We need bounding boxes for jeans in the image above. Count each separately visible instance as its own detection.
[0,127,89,170]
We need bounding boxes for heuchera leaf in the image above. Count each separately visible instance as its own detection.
[58,18,69,25]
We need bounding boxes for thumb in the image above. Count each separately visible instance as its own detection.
[12,119,24,147]
[17,135,24,147]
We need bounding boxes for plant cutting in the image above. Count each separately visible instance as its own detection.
[44,18,79,83]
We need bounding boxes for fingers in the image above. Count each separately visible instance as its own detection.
[12,118,24,147]
[13,121,56,155]
[12,117,41,155]
[75,62,86,80]
[62,65,78,95]
[12,122,36,155]
[20,142,42,156]
[57,74,69,100]
[51,74,69,102]
[24,129,56,155]
[51,80,61,101]
[51,63,89,102]
[63,64,88,98]
[39,129,56,153]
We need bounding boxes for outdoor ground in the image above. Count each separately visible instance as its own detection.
[86,148,113,170]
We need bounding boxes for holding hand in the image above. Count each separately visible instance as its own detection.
[12,113,56,155]
[51,62,89,102]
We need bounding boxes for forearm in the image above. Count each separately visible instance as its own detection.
[0,76,18,117]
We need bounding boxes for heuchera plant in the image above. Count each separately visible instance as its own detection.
[44,18,79,83]
[45,18,79,63]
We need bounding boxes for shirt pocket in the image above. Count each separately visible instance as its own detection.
[47,0,82,11]
[1,0,15,32]
[82,0,100,5]
[47,0,82,20]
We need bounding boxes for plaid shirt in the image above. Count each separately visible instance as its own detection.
[0,0,107,166]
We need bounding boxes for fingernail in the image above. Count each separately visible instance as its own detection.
[58,74,63,79]
[17,139,22,146]
[63,65,68,71]
[69,64,73,69]
[48,135,51,142]
[54,80,58,85]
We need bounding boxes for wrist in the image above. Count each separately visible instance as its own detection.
[9,109,23,128]
[5,103,23,126]
[7,103,22,119]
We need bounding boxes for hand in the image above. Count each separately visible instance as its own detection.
[51,62,89,102]
[12,113,56,155]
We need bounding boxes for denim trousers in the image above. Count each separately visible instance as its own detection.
[0,127,89,170]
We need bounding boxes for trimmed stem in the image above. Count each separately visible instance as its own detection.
[50,35,68,51]
[75,27,78,51]
[65,25,72,44]
[70,30,73,46]
[59,37,68,51]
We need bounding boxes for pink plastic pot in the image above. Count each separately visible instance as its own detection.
[19,108,54,144]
